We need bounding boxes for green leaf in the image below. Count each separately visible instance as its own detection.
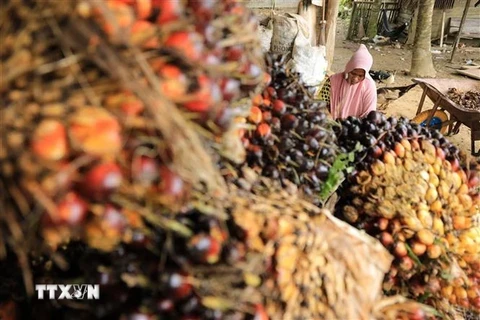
[404,242,422,266]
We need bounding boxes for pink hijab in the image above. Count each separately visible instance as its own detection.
[329,44,377,119]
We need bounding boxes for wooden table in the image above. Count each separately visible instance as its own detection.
[412,78,480,156]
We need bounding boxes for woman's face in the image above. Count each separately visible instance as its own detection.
[347,68,366,85]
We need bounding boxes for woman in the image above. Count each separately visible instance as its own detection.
[317,44,377,119]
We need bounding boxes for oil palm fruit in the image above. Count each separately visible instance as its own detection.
[335,111,480,316]
[241,53,338,205]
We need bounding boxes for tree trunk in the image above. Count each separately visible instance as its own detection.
[325,0,340,70]
[410,0,436,77]
[406,6,418,45]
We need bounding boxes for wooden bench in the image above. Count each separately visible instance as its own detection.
[446,17,480,39]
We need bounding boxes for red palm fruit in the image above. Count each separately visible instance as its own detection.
[164,31,203,61]
[31,119,68,161]
[213,107,235,132]
[262,111,272,122]
[253,304,268,320]
[105,91,144,116]
[183,75,212,112]
[379,232,393,247]
[371,145,383,158]
[242,62,263,79]
[409,308,426,320]
[471,296,480,309]
[272,99,286,116]
[399,256,414,271]
[225,45,244,61]
[450,158,460,172]
[208,219,228,243]
[102,204,127,231]
[248,106,262,124]
[132,155,160,185]
[255,123,271,139]
[187,0,215,21]
[394,241,407,257]
[252,94,263,106]
[394,142,405,158]
[264,86,276,99]
[436,147,446,160]
[69,107,122,157]
[158,165,185,198]
[102,0,135,36]
[153,0,183,24]
[167,273,193,300]
[130,21,158,49]
[219,78,240,102]
[188,233,222,264]
[134,0,152,19]
[263,72,272,86]
[82,162,123,200]
[376,217,389,230]
[158,64,188,100]
[57,192,88,225]
[468,174,479,189]
[203,51,221,66]
[120,99,144,116]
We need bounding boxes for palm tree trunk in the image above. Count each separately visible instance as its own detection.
[410,0,436,77]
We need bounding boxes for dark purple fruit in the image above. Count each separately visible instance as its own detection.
[270,117,281,131]
[281,114,298,130]
[315,164,329,180]
[306,136,320,150]
[366,111,383,124]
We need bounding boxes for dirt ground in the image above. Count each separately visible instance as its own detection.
[331,19,480,157]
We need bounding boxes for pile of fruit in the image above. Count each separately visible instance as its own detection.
[447,88,480,111]
[1,1,428,320]
[334,111,480,316]
[240,53,338,205]
[0,0,267,317]
[2,0,479,319]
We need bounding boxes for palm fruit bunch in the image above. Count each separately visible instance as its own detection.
[1,210,270,319]
[77,0,267,131]
[240,53,338,205]
[0,166,433,320]
[333,111,480,317]
[0,0,271,318]
[1,0,266,251]
[225,171,415,320]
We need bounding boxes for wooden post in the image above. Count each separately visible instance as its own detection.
[325,0,340,69]
[450,0,472,62]
[439,9,446,47]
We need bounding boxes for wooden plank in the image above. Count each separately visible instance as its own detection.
[456,68,480,80]
[243,0,300,9]
[448,17,480,34]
